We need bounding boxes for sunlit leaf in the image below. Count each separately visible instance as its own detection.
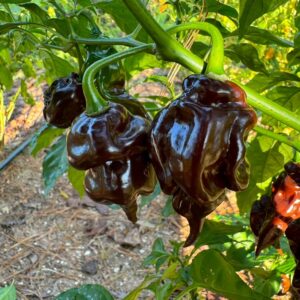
[190,249,268,299]
[239,0,289,37]
[55,284,114,300]
[42,135,68,194]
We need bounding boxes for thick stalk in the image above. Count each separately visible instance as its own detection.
[240,83,300,132]
[167,22,225,76]
[254,126,300,152]
[122,0,204,72]
[83,44,154,115]
[122,1,300,132]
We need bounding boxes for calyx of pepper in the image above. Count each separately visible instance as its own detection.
[150,74,257,246]
[43,73,85,128]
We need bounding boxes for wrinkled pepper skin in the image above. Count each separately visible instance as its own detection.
[85,152,156,223]
[150,75,256,204]
[285,220,300,297]
[67,103,150,170]
[150,74,256,246]
[251,162,300,256]
[43,73,85,128]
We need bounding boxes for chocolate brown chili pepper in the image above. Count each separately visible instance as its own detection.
[67,103,150,170]
[43,73,85,128]
[150,74,257,246]
[85,152,156,223]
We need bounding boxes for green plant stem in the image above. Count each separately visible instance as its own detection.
[239,83,300,132]
[123,0,300,131]
[75,43,84,75]
[122,0,204,72]
[254,126,300,151]
[74,36,146,48]
[167,22,225,75]
[83,44,154,115]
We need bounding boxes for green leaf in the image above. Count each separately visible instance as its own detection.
[206,0,238,18]
[20,79,35,105]
[0,64,13,89]
[77,0,92,7]
[55,284,114,300]
[94,0,138,34]
[239,0,289,37]
[30,125,65,157]
[124,52,164,79]
[287,48,300,66]
[226,43,267,74]
[124,276,156,300]
[161,196,175,217]
[20,3,49,24]
[161,261,180,280]
[22,57,36,78]
[0,284,17,300]
[143,238,170,270]
[46,18,70,37]
[226,245,257,271]
[140,183,161,207]
[0,0,31,3]
[42,135,68,194]
[68,165,85,197]
[190,249,268,299]
[0,10,13,22]
[237,136,293,213]
[42,51,74,79]
[195,219,244,248]
[153,281,173,300]
[242,26,293,47]
[247,72,300,93]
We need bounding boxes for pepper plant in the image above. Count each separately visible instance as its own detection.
[0,0,300,299]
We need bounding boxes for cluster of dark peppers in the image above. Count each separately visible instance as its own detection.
[43,69,257,245]
[67,102,156,223]
[250,162,300,297]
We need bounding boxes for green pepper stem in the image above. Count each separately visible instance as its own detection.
[122,0,204,72]
[73,36,146,48]
[254,126,300,151]
[238,82,300,132]
[167,22,225,76]
[83,44,154,115]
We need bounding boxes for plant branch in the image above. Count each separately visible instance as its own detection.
[239,83,300,132]
[167,22,225,76]
[122,0,204,72]
[254,126,300,152]
[73,36,146,48]
[83,44,154,115]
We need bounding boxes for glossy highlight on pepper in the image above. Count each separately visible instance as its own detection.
[67,103,150,170]
[43,73,85,128]
[85,152,156,223]
[150,74,257,246]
